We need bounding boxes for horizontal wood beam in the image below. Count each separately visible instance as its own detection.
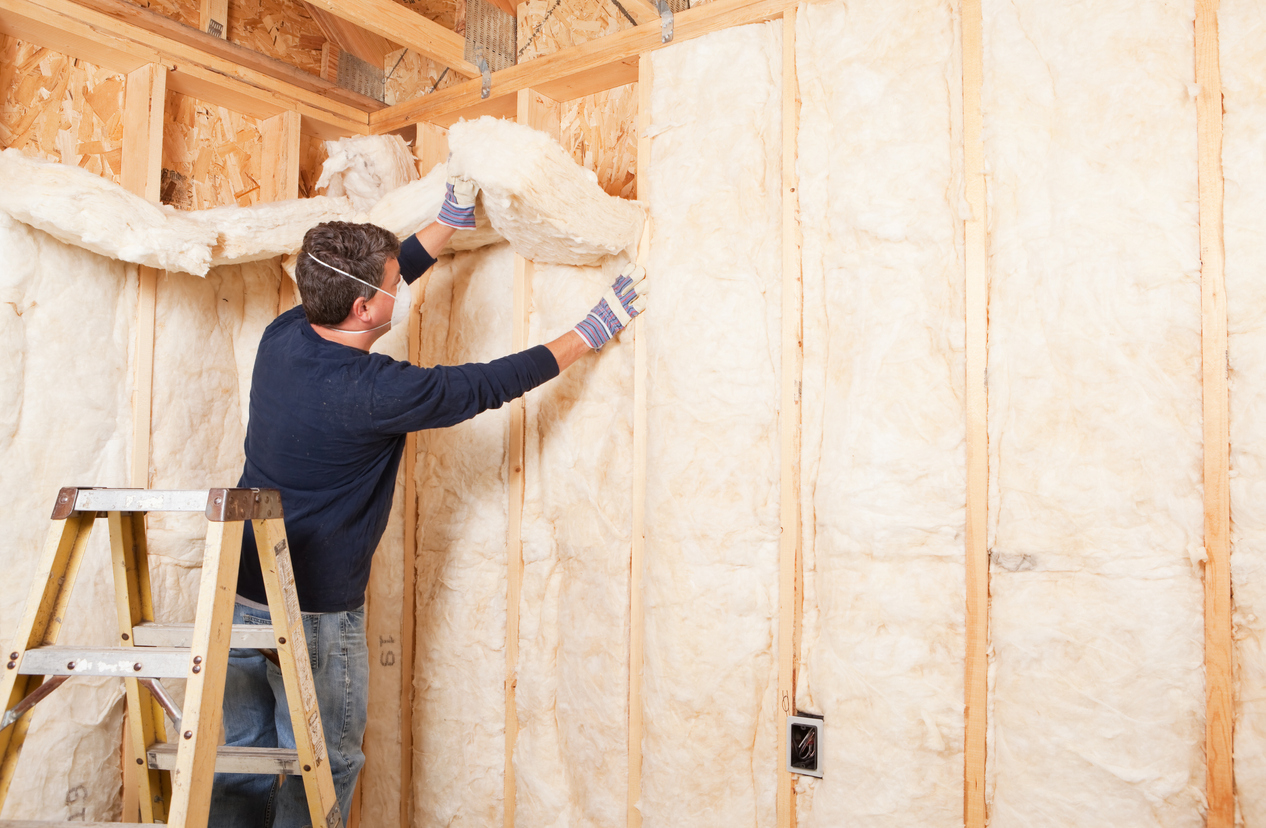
[0,0,373,136]
[305,2,398,65]
[372,0,796,130]
[304,0,479,79]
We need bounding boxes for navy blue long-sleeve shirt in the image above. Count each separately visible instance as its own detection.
[236,236,559,612]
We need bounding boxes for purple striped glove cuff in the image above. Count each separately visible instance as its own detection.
[437,179,477,230]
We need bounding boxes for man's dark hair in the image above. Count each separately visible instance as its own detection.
[297,221,401,326]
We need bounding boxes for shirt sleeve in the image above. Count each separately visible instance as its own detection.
[371,344,560,434]
[398,234,438,285]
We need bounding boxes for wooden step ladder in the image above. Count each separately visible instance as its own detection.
[0,487,343,828]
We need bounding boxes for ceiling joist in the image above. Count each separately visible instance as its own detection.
[373,0,798,130]
[0,0,375,136]
[303,0,480,79]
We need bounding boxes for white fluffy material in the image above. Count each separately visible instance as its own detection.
[448,117,645,265]
[202,196,357,266]
[982,1,1205,824]
[1221,0,1266,819]
[412,244,514,827]
[793,2,966,825]
[0,148,216,274]
[516,258,633,826]
[640,23,782,828]
[0,213,135,820]
[367,164,504,252]
[317,134,419,212]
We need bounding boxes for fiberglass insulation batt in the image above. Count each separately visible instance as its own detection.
[0,214,136,821]
[1222,0,1266,821]
[412,243,515,827]
[793,1,966,825]
[982,1,1206,824]
[517,257,634,826]
[641,22,782,827]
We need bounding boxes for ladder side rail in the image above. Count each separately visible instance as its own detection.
[253,517,343,828]
[0,510,97,805]
[108,511,170,822]
[164,518,244,828]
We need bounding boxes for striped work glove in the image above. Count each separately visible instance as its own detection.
[437,174,478,229]
[574,263,648,349]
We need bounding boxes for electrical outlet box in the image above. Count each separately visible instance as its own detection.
[786,714,824,778]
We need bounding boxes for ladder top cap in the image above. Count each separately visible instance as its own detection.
[51,487,284,522]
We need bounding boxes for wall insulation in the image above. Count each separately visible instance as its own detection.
[640,22,782,827]
[11,0,1266,823]
[412,243,515,827]
[0,213,136,821]
[793,1,966,825]
[517,256,634,826]
[1224,0,1266,822]
[982,1,1206,826]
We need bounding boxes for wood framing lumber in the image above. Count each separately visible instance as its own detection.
[961,0,989,825]
[305,2,398,64]
[0,0,375,135]
[122,63,164,496]
[199,0,227,39]
[1195,0,1233,824]
[504,87,559,828]
[415,122,449,177]
[775,10,802,828]
[628,55,651,828]
[372,0,798,130]
[304,0,479,79]
[261,110,303,202]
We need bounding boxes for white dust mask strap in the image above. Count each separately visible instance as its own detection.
[307,251,395,335]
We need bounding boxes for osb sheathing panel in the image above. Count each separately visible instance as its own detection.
[127,0,325,75]
[517,0,630,62]
[162,90,264,210]
[0,36,125,185]
[559,86,637,199]
[385,48,463,106]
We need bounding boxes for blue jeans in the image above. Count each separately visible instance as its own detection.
[208,602,368,828]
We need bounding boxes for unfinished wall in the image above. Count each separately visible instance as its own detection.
[412,243,515,827]
[793,1,966,825]
[982,1,1206,825]
[1224,0,1266,822]
[515,257,634,826]
[162,91,265,209]
[640,22,783,827]
[0,37,125,184]
[0,212,137,821]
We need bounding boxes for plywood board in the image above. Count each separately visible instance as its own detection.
[0,35,126,184]
[162,89,265,209]
[558,84,637,199]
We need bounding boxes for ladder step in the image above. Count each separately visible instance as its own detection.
[133,621,277,649]
[17,646,189,679]
[147,742,300,775]
[0,823,150,827]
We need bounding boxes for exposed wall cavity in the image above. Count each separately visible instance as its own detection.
[412,243,515,827]
[1223,0,1266,821]
[639,22,783,828]
[982,1,1206,825]
[793,1,966,824]
[516,256,634,826]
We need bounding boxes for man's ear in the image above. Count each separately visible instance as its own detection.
[350,295,371,320]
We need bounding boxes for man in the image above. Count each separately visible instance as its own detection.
[209,174,647,827]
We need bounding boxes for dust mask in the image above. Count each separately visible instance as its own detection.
[307,251,409,334]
